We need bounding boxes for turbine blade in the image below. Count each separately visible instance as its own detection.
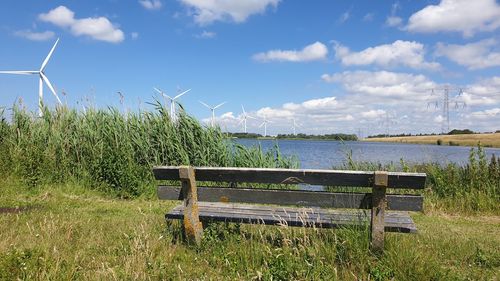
[238,119,244,125]
[153,87,163,94]
[214,102,226,109]
[40,38,59,71]
[259,122,265,127]
[247,115,257,119]
[174,89,191,100]
[163,94,173,100]
[199,101,211,109]
[40,72,62,104]
[241,105,246,114]
[0,70,38,75]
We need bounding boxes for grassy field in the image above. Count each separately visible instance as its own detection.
[0,106,499,280]
[0,178,499,280]
[364,133,500,148]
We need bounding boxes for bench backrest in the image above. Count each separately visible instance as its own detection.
[154,166,426,212]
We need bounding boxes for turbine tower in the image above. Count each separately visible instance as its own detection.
[291,118,301,135]
[154,87,191,122]
[238,105,256,133]
[259,116,271,137]
[0,38,62,116]
[200,101,226,127]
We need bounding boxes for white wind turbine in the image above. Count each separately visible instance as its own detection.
[238,105,256,133]
[0,38,62,116]
[199,101,226,127]
[154,87,191,122]
[259,115,272,137]
[291,118,301,135]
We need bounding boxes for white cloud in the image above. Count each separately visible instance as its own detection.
[14,30,55,41]
[195,30,216,39]
[363,13,374,22]
[245,94,407,135]
[336,114,354,121]
[460,76,500,106]
[227,73,500,135]
[406,0,500,37]
[253,41,328,63]
[385,16,402,27]
[469,108,500,120]
[139,0,162,10]
[386,2,402,27]
[220,111,235,119]
[254,97,347,120]
[458,92,496,106]
[131,32,139,39]
[361,109,386,118]
[321,70,436,101]
[39,6,75,26]
[333,40,440,70]
[338,11,350,23]
[39,6,124,43]
[180,0,280,25]
[256,107,293,119]
[435,38,500,70]
[465,76,500,96]
[434,115,445,123]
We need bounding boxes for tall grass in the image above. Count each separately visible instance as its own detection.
[0,104,297,197]
[0,104,497,212]
[338,147,500,214]
[423,147,499,213]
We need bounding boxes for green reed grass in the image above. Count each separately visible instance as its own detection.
[335,146,500,214]
[0,104,297,197]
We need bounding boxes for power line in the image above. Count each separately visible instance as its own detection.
[427,86,466,133]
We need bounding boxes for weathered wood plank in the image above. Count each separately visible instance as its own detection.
[157,186,423,211]
[167,205,416,228]
[167,203,415,224]
[153,166,426,189]
[165,202,417,233]
[371,171,388,253]
[179,166,203,245]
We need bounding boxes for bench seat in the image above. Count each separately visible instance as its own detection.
[166,202,418,233]
[155,166,426,250]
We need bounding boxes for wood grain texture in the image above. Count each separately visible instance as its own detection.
[157,186,424,211]
[153,166,426,189]
[165,202,417,233]
[371,171,388,253]
[179,166,203,245]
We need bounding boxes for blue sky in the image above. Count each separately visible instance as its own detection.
[1,0,499,136]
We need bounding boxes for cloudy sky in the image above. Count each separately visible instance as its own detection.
[0,0,499,136]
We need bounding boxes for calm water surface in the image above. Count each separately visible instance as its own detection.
[234,139,500,169]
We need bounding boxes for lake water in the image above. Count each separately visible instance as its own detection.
[234,139,500,169]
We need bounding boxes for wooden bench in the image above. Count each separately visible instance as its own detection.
[154,166,426,252]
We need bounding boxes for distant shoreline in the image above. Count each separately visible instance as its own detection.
[230,137,357,142]
[364,133,500,148]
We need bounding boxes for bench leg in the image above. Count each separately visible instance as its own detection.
[179,166,203,245]
[371,171,388,254]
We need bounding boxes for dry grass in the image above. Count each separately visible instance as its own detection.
[1,178,499,280]
[365,133,500,148]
